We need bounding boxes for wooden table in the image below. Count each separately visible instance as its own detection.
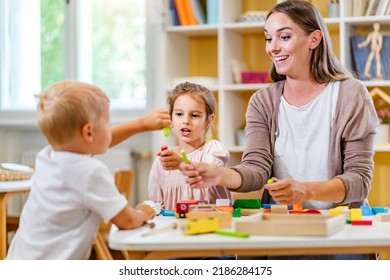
[0,179,32,259]
[108,215,390,260]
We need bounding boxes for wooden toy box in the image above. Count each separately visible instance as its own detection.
[235,214,345,236]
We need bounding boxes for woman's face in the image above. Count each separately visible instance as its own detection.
[264,12,316,80]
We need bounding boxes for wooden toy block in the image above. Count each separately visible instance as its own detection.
[232,208,241,217]
[183,217,219,235]
[235,214,345,236]
[188,211,231,228]
[188,204,233,228]
[350,208,362,221]
[175,200,208,218]
[360,205,373,216]
[162,127,170,137]
[351,220,372,226]
[289,209,321,215]
[180,149,190,164]
[216,199,230,206]
[292,202,302,211]
[372,207,389,215]
[329,208,342,216]
[334,205,349,210]
[376,213,390,222]
[233,198,261,209]
[240,208,264,216]
[341,210,351,221]
[271,204,288,214]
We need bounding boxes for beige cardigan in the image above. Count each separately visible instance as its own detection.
[232,78,379,208]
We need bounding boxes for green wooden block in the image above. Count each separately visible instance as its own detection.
[233,199,261,209]
[232,208,242,217]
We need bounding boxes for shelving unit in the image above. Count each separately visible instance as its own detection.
[157,0,390,259]
[158,0,390,153]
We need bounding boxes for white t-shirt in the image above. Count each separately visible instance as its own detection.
[274,81,339,209]
[6,146,127,260]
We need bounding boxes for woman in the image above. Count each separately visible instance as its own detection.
[180,0,378,260]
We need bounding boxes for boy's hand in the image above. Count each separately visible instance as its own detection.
[135,204,156,221]
[141,108,171,131]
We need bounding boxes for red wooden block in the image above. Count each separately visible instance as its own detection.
[161,145,168,151]
[351,220,372,226]
[289,209,321,215]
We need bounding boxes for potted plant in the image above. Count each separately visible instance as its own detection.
[375,108,390,144]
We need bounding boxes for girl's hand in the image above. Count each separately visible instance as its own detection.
[141,108,171,131]
[264,178,305,205]
[179,162,222,189]
[159,149,182,170]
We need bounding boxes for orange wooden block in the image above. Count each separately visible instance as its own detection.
[293,202,302,211]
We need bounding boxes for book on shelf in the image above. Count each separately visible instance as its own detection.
[206,0,218,24]
[377,0,390,15]
[169,0,180,26]
[350,35,390,81]
[230,60,249,84]
[352,0,369,16]
[190,0,206,25]
[174,0,189,25]
[365,0,377,16]
[183,0,197,25]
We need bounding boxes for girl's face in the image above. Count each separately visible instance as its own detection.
[264,12,317,80]
[171,94,211,150]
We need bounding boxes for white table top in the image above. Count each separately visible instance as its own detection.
[108,215,390,252]
[0,178,33,193]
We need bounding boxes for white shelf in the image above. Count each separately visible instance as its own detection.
[374,144,390,152]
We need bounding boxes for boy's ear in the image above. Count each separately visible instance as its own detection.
[81,123,94,142]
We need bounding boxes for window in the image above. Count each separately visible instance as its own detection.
[0,0,146,112]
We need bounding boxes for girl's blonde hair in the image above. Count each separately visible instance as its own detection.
[168,82,216,139]
[267,0,353,83]
[36,81,109,146]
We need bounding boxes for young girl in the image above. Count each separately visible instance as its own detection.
[148,82,232,211]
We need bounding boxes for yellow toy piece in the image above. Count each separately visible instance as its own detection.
[182,217,219,235]
[188,204,233,228]
[350,208,362,221]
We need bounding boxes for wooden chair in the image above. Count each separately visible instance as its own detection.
[92,168,134,260]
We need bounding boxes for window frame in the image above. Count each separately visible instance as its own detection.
[0,0,155,127]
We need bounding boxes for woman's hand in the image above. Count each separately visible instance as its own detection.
[179,162,222,189]
[265,178,306,205]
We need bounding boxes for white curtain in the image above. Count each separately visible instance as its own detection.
[0,0,41,111]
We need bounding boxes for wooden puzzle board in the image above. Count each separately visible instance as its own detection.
[235,213,345,236]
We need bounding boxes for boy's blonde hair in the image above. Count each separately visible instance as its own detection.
[36,81,109,146]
